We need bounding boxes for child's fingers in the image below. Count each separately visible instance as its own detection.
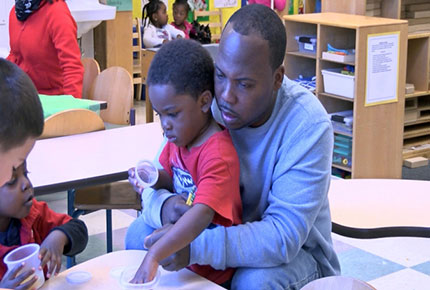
[15,272,37,290]
[4,262,25,279]
[128,167,136,177]
[39,250,51,269]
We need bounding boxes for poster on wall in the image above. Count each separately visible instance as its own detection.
[365,31,400,107]
[107,0,132,11]
[215,0,237,8]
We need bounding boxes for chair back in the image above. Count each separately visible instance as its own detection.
[89,66,134,125]
[194,9,223,42]
[301,276,376,290]
[40,109,105,139]
[132,18,143,99]
[81,58,100,99]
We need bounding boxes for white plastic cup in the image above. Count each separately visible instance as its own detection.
[135,160,159,188]
[4,243,45,289]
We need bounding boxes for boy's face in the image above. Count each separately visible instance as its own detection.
[0,161,34,224]
[173,4,187,26]
[0,137,36,187]
[155,3,168,26]
[214,24,284,130]
[149,84,209,148]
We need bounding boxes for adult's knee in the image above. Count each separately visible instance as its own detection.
[124,217,154,250]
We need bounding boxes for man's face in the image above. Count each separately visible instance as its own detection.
[0,137,36,187]
[214,25,284,130]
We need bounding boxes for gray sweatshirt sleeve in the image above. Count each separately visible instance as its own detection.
[190,120,333,269]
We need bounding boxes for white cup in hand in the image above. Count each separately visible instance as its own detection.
[135,160,159,188]
[4,243,45,289]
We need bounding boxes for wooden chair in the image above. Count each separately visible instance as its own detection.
[132,17,143,100]
[81,58,100,99]
[141,48,157,123]
[301,276,376,290]
[71,66,139,260]
[88,66,135,125]
[40,109,105,139]
[194,9,223,42]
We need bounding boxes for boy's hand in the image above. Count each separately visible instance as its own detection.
[0,263,38,290]
[128,167,144,195]
[144,224,190,271]
[40,230,68,278]
[130,252,159,284]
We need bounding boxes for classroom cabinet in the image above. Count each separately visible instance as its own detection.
[283,13,408,178]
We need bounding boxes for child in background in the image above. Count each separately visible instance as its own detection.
[127,39,242,285]
[171,0,192,39]
[142,0,185,48]
[0,59,88,290]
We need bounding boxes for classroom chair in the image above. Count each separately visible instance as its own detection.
[301,276,376,290]
[40,109,105,139]
[194,9,223,42]
[132,17,143,100]
[88,66,136,125]
[81,58,100,100]
[70,67,140,264]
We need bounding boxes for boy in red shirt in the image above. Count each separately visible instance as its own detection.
[127,39,242,285]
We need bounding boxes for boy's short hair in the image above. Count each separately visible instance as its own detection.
[0,58,44,152]
[226,4,286,72]
[147,39,214,99]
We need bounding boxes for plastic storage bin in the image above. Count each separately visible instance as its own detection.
[321,68,355,99]
[333,134,352,168]
[294,35,317,54]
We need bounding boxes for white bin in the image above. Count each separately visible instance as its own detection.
[321,68,355,99]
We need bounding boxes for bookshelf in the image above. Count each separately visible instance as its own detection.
[283,13,408,178]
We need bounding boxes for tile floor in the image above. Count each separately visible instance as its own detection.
[35,99,430,289]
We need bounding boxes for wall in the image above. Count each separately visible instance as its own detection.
[0,0,14,57]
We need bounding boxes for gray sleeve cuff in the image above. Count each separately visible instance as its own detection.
[141,188,175,229]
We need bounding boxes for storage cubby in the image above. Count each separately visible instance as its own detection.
[284,12,408,178]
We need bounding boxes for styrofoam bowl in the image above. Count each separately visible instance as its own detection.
[119,266,160,290]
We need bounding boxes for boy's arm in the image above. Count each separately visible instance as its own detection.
[152,170,173,192]
[147,203,214,263]
[51,219,88,256]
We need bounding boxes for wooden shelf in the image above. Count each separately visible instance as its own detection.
[284,12,407,179]
[404,116,430,127]
[334,129,353,137]
[404,123,430,139]
[405,90,430,99]
[332,163,352,172]
[286,51,317,59]
[320,58,355,66]
[318,92,354,102]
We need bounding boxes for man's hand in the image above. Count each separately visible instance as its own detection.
[40,230,68,278]
[144,224,190,271]
[161,195,190,225]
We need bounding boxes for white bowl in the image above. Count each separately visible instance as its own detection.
[119,266,160,290]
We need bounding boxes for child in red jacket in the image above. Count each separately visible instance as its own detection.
[0,161,88,289]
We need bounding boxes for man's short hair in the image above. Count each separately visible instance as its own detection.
[147,39,214,99]
[226,4,286,71]
[0,59,44,152]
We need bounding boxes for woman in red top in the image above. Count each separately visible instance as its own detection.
[171,0,192,39]
[7,0,84,99]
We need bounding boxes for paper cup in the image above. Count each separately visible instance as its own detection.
[135,160,159,188]
[4,243,45,289]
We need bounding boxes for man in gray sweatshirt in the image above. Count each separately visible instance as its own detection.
[126,4,340,289]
